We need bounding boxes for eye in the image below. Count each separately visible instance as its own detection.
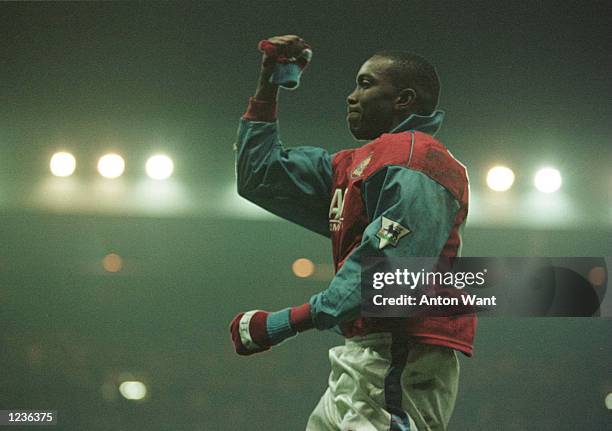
[359,79,372,89]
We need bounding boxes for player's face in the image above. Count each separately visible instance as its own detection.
[346,56,399,140]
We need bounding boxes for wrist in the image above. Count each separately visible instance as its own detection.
[254,77,279,103]
[266,308,296,345]
[265,303,314,346]
[290,303,314,332]
[243,97,277,122]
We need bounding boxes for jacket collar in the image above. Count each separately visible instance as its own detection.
[389,110,445,136]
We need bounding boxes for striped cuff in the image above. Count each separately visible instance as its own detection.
[266,308,296,345]
[269,63,304,89]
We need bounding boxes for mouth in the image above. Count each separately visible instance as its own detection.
[347,110,361,123]
[346,113,360,129]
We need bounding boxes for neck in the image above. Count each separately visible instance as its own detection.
[389,112,414,132]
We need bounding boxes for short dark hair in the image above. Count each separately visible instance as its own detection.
[372,50,440,115]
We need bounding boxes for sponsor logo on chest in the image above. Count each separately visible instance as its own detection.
[330,154,373,232]
[329,187,347,232]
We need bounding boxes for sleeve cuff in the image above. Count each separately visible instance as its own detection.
[242,97,278,122]
[290,303,314,332]
[266,308,296,345]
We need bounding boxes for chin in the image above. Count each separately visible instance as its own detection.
[348,124,367,140]
[349,127,378,141]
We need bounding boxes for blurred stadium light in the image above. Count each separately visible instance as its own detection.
[292,258,315,278]
[98,154,125,179]
[7,157,612,229]
[102,253,123,273]
[118,381,147,401]
[534,167,562,193]
[50,152,76,177]
[486,165,515,192]
[146,154,174,180]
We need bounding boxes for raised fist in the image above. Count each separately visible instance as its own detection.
[259,35,309,65]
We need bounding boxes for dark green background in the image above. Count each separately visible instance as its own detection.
[1,2,610,430]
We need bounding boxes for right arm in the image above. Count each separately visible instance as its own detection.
[235,35,332,237]
[235,100,332,237]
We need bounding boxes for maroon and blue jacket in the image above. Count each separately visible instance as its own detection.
[235,97,475,356]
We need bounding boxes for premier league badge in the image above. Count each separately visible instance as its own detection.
[377,216,410,249]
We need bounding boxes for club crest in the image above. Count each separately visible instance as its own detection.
[351,154,372,179]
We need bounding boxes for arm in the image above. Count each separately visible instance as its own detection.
[235,112,332,237]
[235,35,331,237]
[230,165,461,355]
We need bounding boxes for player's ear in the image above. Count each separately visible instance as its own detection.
[395,88,416,112]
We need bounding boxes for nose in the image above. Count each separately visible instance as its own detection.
[346,89,358,107]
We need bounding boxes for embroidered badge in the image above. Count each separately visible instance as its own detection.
[376,216,410,249]
[351,154,372,179]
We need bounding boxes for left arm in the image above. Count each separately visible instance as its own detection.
[230,165,460,355]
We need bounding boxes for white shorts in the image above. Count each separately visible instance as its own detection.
[305,333,459,431]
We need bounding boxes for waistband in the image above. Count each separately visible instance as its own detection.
[345,332,400,347]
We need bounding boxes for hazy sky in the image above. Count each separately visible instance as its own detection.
[1,1,610,222]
